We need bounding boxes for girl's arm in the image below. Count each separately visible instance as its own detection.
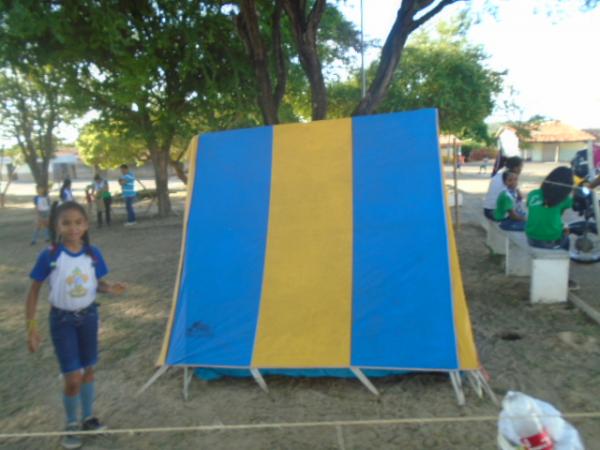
[98,279,127,295]
[25,281,43,353]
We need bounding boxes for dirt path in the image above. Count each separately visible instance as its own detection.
[1,165,599,449]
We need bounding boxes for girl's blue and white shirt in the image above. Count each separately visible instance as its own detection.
[30,245,108,311]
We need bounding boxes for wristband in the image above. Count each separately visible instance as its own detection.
[27,319,37,333]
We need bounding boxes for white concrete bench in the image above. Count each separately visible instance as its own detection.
[482,217,506,255]
[488,221,571,303]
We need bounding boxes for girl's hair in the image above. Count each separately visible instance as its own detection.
[541,167,573,207]
[48,201,95,260]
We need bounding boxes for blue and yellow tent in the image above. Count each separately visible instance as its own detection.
[156,109,481,393]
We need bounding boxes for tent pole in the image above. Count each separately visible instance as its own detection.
[350,368,379,396]
[137,365,169,397]
[453,138,460,230]
[449,371,465,406]
[588,141,600,225]
[183,367,194,401]
[250,368,269,393]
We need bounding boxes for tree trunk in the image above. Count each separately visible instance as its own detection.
[352,5,413,116]
[169,159,187,184]
[352,0,462,116]
[282,0,328,120]
[150,146,172,217]
[237,0,280,125]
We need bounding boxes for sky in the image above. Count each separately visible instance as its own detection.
[340,0,600,129]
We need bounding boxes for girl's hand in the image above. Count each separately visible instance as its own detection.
[109,282,127,295]
[28,328,42,353]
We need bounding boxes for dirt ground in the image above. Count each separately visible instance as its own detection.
[0,164,599,450]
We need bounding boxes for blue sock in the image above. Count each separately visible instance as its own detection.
[63,394,80,425]
[80,381,95,420]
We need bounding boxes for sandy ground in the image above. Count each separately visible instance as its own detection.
[0,163,599,449]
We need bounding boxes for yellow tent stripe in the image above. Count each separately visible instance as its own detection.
[252,120,354,367]
[156,136,199,366]
[444,191,479,370]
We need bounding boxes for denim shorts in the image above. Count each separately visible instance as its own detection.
[49,303,99,374]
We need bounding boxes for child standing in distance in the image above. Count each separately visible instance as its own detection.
[526,167,574,251]
[92,174,111,227]
[60,179,74,203]
[31,185,51,245]
[494,171,527,231]
[26,201,125,449]
[118,164,136,226]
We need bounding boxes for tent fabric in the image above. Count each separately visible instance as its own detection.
[158,109,479,373]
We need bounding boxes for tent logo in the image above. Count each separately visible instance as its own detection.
[186,321,213,338]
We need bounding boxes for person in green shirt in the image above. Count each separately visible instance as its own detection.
[526,166,574,250]
[494,171,526,231]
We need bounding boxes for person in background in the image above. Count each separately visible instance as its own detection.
[494,171,527,231]
[479,156,490,174]
[84,183,94,217]
[526,166,574,251]
[59,179,74,203]
[31,185,51,245]
[92,174,111,227]
[483,156,524,220]
[118,164,136,226]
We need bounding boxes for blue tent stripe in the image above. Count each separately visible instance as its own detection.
[166,127,273,366]
[350,110,458,369]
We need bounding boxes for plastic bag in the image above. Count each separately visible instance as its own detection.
[498,391,584,450]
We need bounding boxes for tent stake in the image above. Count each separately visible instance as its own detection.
[183,367,194,401]
[449,371,465,406]
[466,371,483,398]
[250,368,269,393]
[137,365,169,397]
[474,370,498,405]
[351,368,379,396]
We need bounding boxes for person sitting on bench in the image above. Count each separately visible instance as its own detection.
[526,166,573,251]
[494,171,527,231]
[483,156,523,220]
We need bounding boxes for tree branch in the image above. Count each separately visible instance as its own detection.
[411,0,465,31]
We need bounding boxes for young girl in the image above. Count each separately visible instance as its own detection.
[31,185,51,245]
[526,166,574,250]
[26,201,125,449]
[494,171,527,231]
[60,179,74,203]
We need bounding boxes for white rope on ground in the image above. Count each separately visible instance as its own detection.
[1,412,599,440]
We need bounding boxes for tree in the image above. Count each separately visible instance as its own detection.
[329,17,504,140]
[0,0,260,216]
[0,66,74,190]
[233,0,360,123]
[354,0,466,116]
[235,0,288,125]
[76,122,147,170]
[379,19,504,139]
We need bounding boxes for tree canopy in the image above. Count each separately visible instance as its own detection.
[0,65,76,189]
[329,16,504,141]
